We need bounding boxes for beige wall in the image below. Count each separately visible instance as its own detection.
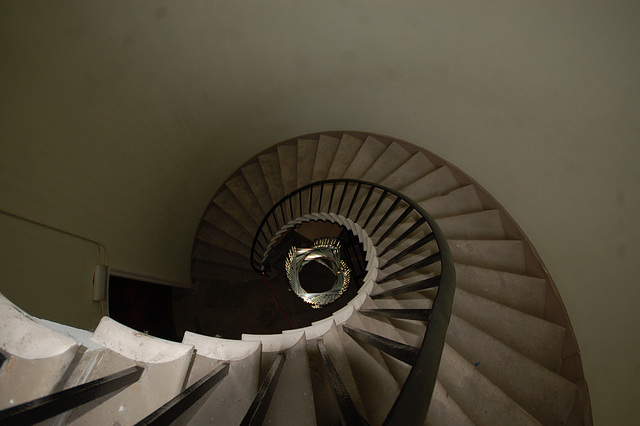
[1,1,638,422]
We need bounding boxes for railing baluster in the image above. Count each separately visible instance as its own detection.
[317,340,368,426]
[379,218,426,256]
[376,206,415,246]
[380,233,436,269]
[299,191,303,218]
[363,190,388,228]
[360,308,432,321]
[240,354,286,426]
[377,252,441,283]
[371,198,402,236]
[327,182,337,212]
[318,183,324,212]
[343,325,419,366]
[136,363,229,425]
[336,182,349,214]
[371,276,441,299]
[354,185,375,223]
[265,215,274,236]
[280,204,286,225]
[345,183,362,218]
[289,196,294,220]
[0,366,144,426]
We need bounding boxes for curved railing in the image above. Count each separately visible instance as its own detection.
[250,179,455,425]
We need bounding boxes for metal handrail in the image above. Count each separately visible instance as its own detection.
[249,179,455,425]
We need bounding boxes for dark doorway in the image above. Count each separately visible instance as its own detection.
[108,276,178,341]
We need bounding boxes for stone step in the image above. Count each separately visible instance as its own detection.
[196,223,251,257]
[343,136,387,179]
[449,239,526,274]
[399,165,460,203]
[339,313,400,425]
[306,322,367,425]
[0,293,80,409]
[427,380,474,426]
[420,184,483,218]
[226,174,265,224]
[179,333,261,425]
[311,134,340,182]
[455,263,545,318]
[326,134,364,179]
[389,287,564,372]
[263,334,317,425]
[449,288,564,372]
[446,316,575,425]
[242,162,273,214]
[202,204,254,247]
[438,344,540,425]
[379,151,436,191]
[64,317,194,425]
[297,138,318,188]
[213,188,259,235]
[436,209,506,240]
[192,242,252,270]
[278,144,298,196]
[357,297,412,386]
[258,152,284,205]
[361,141,412,184]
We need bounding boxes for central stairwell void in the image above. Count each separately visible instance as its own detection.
[0,131,591,425]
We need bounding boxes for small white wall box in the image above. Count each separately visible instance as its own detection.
[93,264,110,302]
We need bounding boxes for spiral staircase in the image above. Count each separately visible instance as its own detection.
[0,131,590,425]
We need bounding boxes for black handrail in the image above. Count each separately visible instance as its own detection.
[249,179,455,425]
[0,366,144,426]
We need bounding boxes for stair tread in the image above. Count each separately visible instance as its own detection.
[399,165,460,202]
[446,315,576,424]
[226,174,265,224]
[312,134,340,182]
[179,333,261,425]
[455,263,546,318]
[264,334,317,425]
[202,205,253,246]
[242,162,273,214]
[326,134,364,179]
[427,380,475,426]
[259,152,284,204]
[436,209,506,240]
[0,293,80,409]
[420,185,483,218]
[193,241,251,269]
[358,298,412,385]
[388,287,565,372]
[380,151,436,191]
[361,141,412,183]
[297,138,318,188]
[213,188,259,235]
[340,313,400,425]
[439,343,540,425]
[450,287,564,371]
[278,144,298,197]
[343,135,387,179]
[64,318,194,425]
[196,223,250,257]
[307,322,368,425]
[449,239,526,274]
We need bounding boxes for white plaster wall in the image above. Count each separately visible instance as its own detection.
[0,1,638,422]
